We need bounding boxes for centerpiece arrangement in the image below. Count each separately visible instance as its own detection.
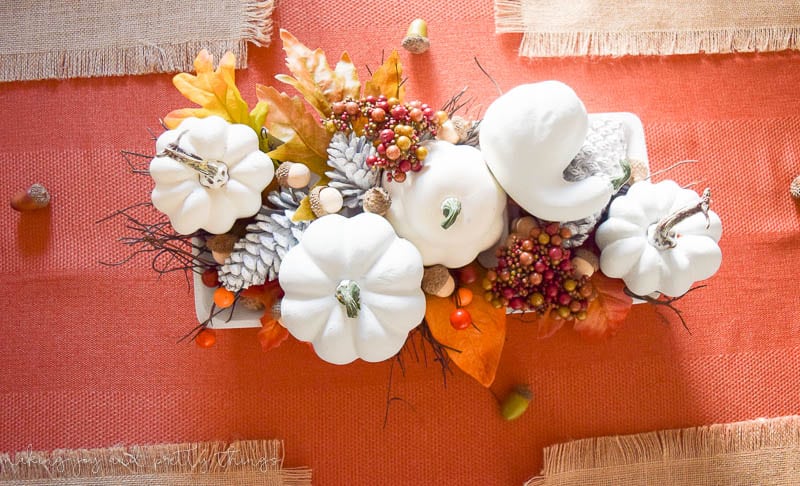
[110,30,723,390]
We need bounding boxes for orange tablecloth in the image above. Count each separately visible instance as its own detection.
[2,1,799,484]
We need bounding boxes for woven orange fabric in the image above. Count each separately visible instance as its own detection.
[1,1,799,485]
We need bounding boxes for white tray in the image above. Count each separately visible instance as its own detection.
[194,112,649,329]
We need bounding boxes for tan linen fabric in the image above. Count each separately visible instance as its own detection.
[0,0,273,81]
[495,0,800,57]
[0,440,311,485]
[527,416,800,485]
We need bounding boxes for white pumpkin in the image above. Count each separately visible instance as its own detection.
[151,116,274,234]
[595,180,723,297]
[384,140,506,268]
[479,81,616,222]
[279,212,425,365]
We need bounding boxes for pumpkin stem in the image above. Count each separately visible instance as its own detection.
[652,188,712,249]
[440,197,462,230]
[157,131,230,189]
[336,280,361,318]
[611,159,632,191]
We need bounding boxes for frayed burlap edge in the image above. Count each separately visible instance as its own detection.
[0,440,310,485]
[526,416,800,485]
[0,0,273,82]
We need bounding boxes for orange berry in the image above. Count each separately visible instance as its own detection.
[457,287,474,306]
[195,328,216,348]
[213,287,235,308]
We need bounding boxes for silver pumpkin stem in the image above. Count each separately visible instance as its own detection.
[652,188,712,249]
[336,280,361,318]
[157,131,229,188]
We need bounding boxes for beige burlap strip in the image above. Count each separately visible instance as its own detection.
[526,416,800,485]
[495,0,800,57]
[0,0,273,82]
[0,440,311,485]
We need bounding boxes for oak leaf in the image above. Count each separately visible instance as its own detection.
[164,50,263,134]
[276,30,361,117]
[424,267,506,387]
[573,273,633,340]
[364,50,405,101]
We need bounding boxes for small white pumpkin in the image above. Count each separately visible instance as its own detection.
[279,212,425,365]
[150,116,274,234]
[595,180,723,297]
[479,81,617,222]
[384,140,506,268]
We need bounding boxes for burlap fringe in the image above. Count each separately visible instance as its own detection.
[526,416,800,485]
[0,440,310,484]
[0,0,273,82]
[517,27,800,57]
[494,0,527,33]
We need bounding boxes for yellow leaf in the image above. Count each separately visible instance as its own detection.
[256,85,332,184]
[165,50,260,133]
[291,196,316,222]
[276,30,362,117]
[364,50,404,101]
[424,265,506,387]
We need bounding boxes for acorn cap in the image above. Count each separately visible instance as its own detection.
[362,187,392,216]
[276,162,293,187]
[10,183,50,211]
[791,175,800,199]
[310,185,344,217]
[206,233,238,253]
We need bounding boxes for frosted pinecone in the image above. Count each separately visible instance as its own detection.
[325,132,378,209]
[558,119,629,247]
[218,188,309,292]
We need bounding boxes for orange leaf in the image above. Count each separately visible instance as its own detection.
[535,308,565,339]
[258,318,290,351]
[424,268,506,387]
[164,50,263,134]
[364,50,404,101]
[277,30,361,117]
[255,85,332,183]
[573,273,633,340]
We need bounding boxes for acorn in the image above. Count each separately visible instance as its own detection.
[571,248,600,279]
[402,19,430,54]
[421,264,455,298]
[436,120,460,144]
[790,175,800,199]
[450,115,472,142]
[500,385,533,421]
[310,186,344,217]
[276,161,312,189]
[206,233,238,253]
[11,183,50,211]
[362,187,392,216]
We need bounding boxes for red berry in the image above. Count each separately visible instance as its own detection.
[345,101,360,115]
[366,95,376,104]
[558,293,572,306]
[502,287,515,299]
[371,107,386,122]
[380,129,395,143]
[366,155,377,168]
[519,251,534,266]
[459,265,478,284]
[398,160,412,172]
[201,268,219,287]
[391,105,408,119]
[534,260,547,273]
[548,247,563,261]
[331,102,345,115]
[450,308,472,330]
[544,270,555,281]
[545,222,560,236]
[195,328,216,348]
[393,171,406,183]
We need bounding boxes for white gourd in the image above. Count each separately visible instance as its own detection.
[150,116,274,234]
[479,81,616,222]
[595,180,723,297]
[384,140,506,268]
[279,213,426,365]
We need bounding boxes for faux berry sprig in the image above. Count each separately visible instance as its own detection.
[324,95,444,182]
[484,222,597,321]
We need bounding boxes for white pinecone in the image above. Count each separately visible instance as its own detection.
[325,132,378,209]
[218,188,309,292]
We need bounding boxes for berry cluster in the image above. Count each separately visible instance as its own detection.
[324,95,443,182]
[483,222,596,321]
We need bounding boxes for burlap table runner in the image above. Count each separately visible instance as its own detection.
[495,0,800,57]
[527,416,800,485]
[0,440,310,485]
[0,0,273,82]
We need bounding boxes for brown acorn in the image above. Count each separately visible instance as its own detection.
[362,187,392,216]
[11,183,50,211]
[421,265,455,298]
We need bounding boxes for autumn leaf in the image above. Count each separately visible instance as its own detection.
[534,308,565,339]
[255,85,332,184]
[424,268,507,387]
[364,50,404,101]
[258,318,290,351]
[164,50,263,134]
[276,30,361,117]
[291,196,316,222]
[573,273,633,340]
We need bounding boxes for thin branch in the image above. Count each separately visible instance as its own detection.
[474,57,502,96]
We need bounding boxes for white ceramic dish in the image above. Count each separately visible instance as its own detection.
[194,112,649,329]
